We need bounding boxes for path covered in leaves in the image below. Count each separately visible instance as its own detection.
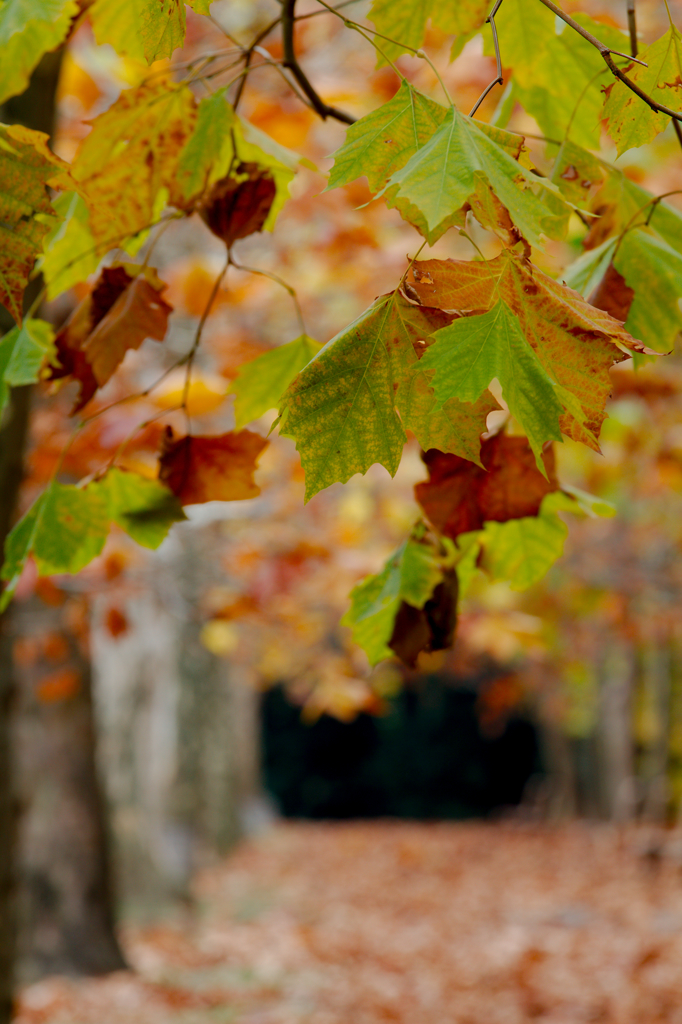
[16,822,682,1024]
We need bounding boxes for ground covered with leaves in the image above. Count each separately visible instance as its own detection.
[15,821,682,1023]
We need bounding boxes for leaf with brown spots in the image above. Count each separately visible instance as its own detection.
[158,428,267,505]
[414,434,558,541]
[0,123,72,323]
[48,264,172,412]
[407,251,652,454]
[72,80,196,251]
[200,162,277,246]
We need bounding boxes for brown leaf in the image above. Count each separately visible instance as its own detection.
[414,433,558,541]
[388,568,459,668]
[49,264,172,411]
[158,428,267,505]
[200,163,276,246]
[588,261,635,324]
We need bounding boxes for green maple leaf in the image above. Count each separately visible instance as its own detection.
[91,469,186,550]
[89,0,187,63]
[367,0,433,65]
[342,536,445,665]
[232,335,321,430]
[381,106,570,245]
[1,482,110,608]
[279,293,416,501]
[418,299,564,472]
[603,25,682,155]
[483,0,555,89]
[398,370,499,467]
[327,80,447,194]
[173,91,236,208]
[479,492,569,590]
[509,17,629,150]
[0,0,78,106]
[40,192,99,300]
[0,319,55,412]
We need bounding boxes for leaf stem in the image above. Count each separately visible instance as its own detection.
[469,0,505,117]
[627,0,638,57]
[181,252,230,415]
[229,256,307,336]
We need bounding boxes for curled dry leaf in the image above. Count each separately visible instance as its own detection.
[158,427,268,505]
[415,433,558,541]
[200,162,277,246]
[388,567,459,668]
[49,264,172,411]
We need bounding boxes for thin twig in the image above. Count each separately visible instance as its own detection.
[536,0,682,123]
[229,257,307,336]
[232,15,282,109]
[181,252,230,415]
[281,0,355,123]
[470,0,505,117]
[627,0,638,57]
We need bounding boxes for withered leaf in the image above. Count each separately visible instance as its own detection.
[200,162,277,246]
[588,261,635,325]
[388,568,459,668]
[158,428,267,505]
[49,264,171,412]
[414,433,558,541]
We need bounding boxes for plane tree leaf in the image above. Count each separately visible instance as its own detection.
[0,0,78,106]
[381,106,571,245]
[327,80,447,194]
[367,0,433,65]
[0,123,71,323]
[341,531,448,665]
[407,252,651,454]
[483,0,555,88]
[231,335,322,430]
[89,0,187,64]
[551,141,606,207]
[158,429,268,504]
[479,492,570,590]
[72,80,196,250]
[2,317,55,388]
[48,264,172,411]
[603,26,682,155]
[414,434,558,540]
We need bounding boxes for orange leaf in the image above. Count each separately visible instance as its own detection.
[105,606,128,639]
[200,163,277,245]
[49,264,172,411]
[158,428,267,504]
[415,433,558,540]
[36,668,81,704]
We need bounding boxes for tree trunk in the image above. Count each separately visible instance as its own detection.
[9,594,126,982]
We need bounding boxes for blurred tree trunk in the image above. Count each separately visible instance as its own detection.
[596,640,636,821]
[9,593,126,982]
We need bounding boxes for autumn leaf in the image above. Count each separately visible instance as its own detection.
[483,0,555,89]
[587,262,635,325]
[40,191,99,300]
[173,90,237,209]
[603,25,682,155]
[89,0,187,64]
[367,0,433,65]
[341,532,448,665]
[388,567,459,668]
[0,0,78,106]
[231,335,322,430]
[158,429,268,505]
[0,318,55,415]
[72,80,196,250]
[200,163,277,246]
[380,105,570,245]
[414,434,558,541]
[0,122,71,323]
[551,141,606,207]
[49,264,172,411]
[327,80,447,194]
[407,253,650,455]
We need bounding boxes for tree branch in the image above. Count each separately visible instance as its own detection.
[281,0,356,124]
[469,0,505,117]
[627,0,638,58]
[536,0,682,123]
